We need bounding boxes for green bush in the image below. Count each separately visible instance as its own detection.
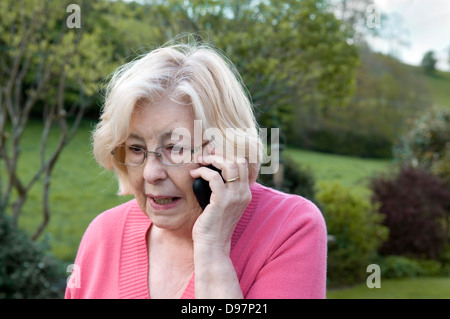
[316,181,388,287]
[302,125,392,158]
[258,153,316,202]
[416,259,446,277]
[377,255,424,279]
[0,209,65,299]
[376,255,448,279]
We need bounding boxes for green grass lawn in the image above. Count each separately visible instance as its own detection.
[327,277,450,299]
[424,70,450,109]
[284,147,394,197]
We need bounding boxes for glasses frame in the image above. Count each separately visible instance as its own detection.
[111,139,211,167]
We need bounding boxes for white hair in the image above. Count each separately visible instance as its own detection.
[92,42,263,194]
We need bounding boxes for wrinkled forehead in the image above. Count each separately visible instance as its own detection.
[128,97,199,145]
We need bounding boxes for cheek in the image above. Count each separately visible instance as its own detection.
[177,174,195,201]
[128,169,143,190]
[174,172,202,212]
[128,172,146,204]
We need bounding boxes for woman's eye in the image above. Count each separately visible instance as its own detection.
[166,144,185,154]
[128,145,144,154]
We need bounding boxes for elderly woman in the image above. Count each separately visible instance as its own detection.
[65,42,327,299]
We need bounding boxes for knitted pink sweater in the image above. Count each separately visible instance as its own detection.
[65,182,327,299]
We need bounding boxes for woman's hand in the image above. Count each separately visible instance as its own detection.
[189,154,252,255]
[189,154,250,298]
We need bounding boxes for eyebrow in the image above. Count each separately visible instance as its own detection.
[126,130,181,144]
[160,130,176,142]
[126,133,145,142]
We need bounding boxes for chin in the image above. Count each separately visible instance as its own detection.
[146,201,200,233]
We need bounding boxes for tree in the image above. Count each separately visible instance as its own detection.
[0,0,360,240]
[393,106,450,172]
[168,0,359,137]
[421,50,437,74]
[0,0,116,239]
[331,0,385,42]
[448,44,450,69]
[89,0,358,145]
[393,107,450,245]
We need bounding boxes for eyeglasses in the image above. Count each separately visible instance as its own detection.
[111,140,211,167]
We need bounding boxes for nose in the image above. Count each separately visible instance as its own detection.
[142,152,168,184]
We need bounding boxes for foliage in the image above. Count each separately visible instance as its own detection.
[201,0,359,133]
[393,106,450,183]
[257,154,316,202]
[370,166,450,259]
[373,255,448,280]
[94,0,359,139]
[376,255,424,279]
[302,123,392,158]
[0,0,117,238]
[293,45,431,158]
[0,205,65,298]
[7,120,130,262]
[1,0,360,238]
[421,50,438,74]
[316,181,388,287]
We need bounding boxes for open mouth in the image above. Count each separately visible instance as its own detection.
[149,196,181,206]
[153,197,177,205]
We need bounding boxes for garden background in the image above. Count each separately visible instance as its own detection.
[1,0,449,298]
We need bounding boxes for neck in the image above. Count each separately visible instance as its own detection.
[148,224,194,269]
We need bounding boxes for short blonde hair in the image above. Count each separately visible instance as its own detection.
[92,42,263,195]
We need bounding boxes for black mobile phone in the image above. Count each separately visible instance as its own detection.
[193,165,223,210]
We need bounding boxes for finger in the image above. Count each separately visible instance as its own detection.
[198,155,240,184]
[190,165,226,192]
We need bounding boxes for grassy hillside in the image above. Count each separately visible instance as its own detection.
[284,147,393,197]
[406,61,450,108]
[423,69,450,108]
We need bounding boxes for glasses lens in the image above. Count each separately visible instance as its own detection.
[112,142,209,167]
[113,145,145,166]
[159,145,192,166]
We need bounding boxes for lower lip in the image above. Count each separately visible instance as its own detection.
[148,197,181,210]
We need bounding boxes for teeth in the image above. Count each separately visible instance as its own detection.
[154,198,175,205]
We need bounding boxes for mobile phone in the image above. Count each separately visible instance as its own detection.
[193,165,223,210]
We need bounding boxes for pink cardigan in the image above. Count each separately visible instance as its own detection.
[65,182,327,299]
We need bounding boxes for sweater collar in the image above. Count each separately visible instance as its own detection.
[118,183,262,299]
